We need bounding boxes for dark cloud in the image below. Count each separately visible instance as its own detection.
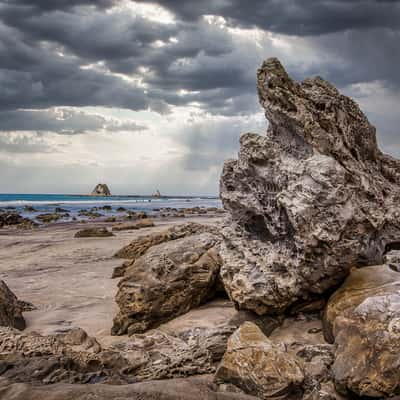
[0,0,399,187]
[1,0,115,13]
[139,0,400,35]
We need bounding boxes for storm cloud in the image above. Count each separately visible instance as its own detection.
[0,0,399,194]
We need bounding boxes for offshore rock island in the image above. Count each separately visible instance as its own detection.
[1,58,400,400]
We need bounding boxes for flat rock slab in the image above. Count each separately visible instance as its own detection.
[0,376,259,400]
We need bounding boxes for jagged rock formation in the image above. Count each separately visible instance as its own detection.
[91,183,111,196]
[324,265,400,398]
[0,281,25,330]
[220,57,400,315]
[112,233,221,335]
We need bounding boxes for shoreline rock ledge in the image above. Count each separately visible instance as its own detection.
[220,57,400,315]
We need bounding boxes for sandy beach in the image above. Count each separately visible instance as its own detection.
[0,215,222,346]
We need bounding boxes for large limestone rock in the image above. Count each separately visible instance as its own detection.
[220,57,400,314]
[215,322,304,399]
[112,232,221,335]
[91,183,111,196]
[324,265,400,398]
[0,281,25,330]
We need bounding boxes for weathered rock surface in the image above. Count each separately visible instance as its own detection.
[220,57,400,314]
[0,281,25,330]
[0,301,278,386]
[112,232,221,335]
[0,376,259,400]
[215,322,304,399]
[324,265,400,398]
[113,222,219,278]
[91,183,111,196]
[74,227,114,238]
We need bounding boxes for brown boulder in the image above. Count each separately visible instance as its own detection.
[112,232,221,335]
[112,222,219,278]
[215,322,304,399]
[324,265,400,397]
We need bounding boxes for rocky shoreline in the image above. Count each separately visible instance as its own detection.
[1,58,400,399]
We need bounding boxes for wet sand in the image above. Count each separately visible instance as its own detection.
[0,216,221,345]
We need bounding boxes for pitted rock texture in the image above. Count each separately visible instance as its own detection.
[112,232,221,335]
[220,57,400,314]
[1,304,265,386]
[0,281,25,330]
[324,265,400,398]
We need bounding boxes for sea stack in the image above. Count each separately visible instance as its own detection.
[91,183,111,196]
[152,189,161,197]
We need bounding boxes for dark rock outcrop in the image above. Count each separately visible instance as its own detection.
[0,281,25,330]
[112,233,221,335]
[74,227,114,238]
[219,57,400,315]
[91,184,111,196]
[0,212,27,228]
[112,218,155,232]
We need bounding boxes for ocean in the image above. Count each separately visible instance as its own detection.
[0,193,222,220]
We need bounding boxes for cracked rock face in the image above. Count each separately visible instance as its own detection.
[219,58,400,314]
